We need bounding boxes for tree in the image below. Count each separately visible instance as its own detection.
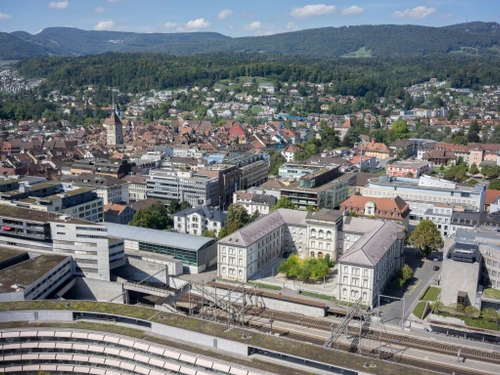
[179,200,192,211]
[269,150,287,175]
[467,120,480,143]
[410,219,444,257]
[400,264,414,282]
[464,306,480,319]
[129,201,171,230]
[342,127,360,148]
[168,199,181,215]
[467,178,479,185]
[482,307,500,322]
[488,179,500,191]
[226,204,251,233]
[391,120,410,140]
[270,197,297,212]
[395,147,407,160]
[250,209,261,222]
[278,255,331,281]
[168,199,191,214]
[469,163,479,175]
[202,229,217,238]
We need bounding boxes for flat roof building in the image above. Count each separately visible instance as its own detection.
[104,222,217,274]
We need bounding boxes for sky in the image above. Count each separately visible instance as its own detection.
[0,1,497,36]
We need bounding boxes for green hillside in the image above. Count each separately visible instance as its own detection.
[4,22,500,60]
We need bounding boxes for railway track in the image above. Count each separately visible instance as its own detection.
[201,309,489,375]
[174,294,500,366]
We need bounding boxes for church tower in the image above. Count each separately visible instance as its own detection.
[105,101,123,147]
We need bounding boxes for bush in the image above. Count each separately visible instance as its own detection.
[464,306,480,319]
[482,307,500,322]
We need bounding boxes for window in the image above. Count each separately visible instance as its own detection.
[326,231,332,239]
[310,229,316,237]
[318,230,324,238]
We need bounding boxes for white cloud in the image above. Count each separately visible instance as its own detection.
[243,21,262,31]
[94,20,115,30]
[164,22,178,29]
[49,1,68,9]
[289,4,336,19]
[217,9,233,20]
[392,6,436,20]
[342,6,364,16]
[94,7,105,13]
[0,12,12,19]
[184,18,211,31]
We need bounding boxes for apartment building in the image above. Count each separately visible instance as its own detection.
[70,174,129,205]
[232,190,277,216]
[422,204,453,238]
[146,169,219,207]
[173,205,226,236]
[337,218,405,308]
[386,160,433,178]
[339,195,411,228]
[121,174,147,201]
[69,159,132,178]
[0,205,124,281]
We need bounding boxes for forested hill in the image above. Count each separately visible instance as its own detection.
[4,21,500,60]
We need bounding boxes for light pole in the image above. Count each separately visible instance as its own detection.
[269,313,275,334]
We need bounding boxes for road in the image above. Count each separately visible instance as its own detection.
[378,248,442,327]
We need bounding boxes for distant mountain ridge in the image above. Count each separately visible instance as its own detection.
[3,21,500,60]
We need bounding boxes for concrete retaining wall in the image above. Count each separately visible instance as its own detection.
[0,310,73,322]
[113,258,169,284]
[199,288,326,318]
[151,322,249,356]
[63,277,125,302]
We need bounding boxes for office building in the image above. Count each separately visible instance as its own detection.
[0,205,124,281]
[362,175,486,220]
[0,180,104,223]
[0,249,72,302]
[280,166,352,210]
[146,169,219,207]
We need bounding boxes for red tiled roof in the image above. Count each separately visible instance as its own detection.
[485,189,500,205]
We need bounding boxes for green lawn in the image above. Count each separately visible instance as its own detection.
[298,290,336,302]
[483,288,500,300]
[413,301,428,319]
[463,317,500,331]
[247,281,282,290]
[420,286,441,302]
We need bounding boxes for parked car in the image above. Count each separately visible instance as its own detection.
[433,256,441,262]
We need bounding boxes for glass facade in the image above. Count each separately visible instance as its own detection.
[138,241,198,266]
